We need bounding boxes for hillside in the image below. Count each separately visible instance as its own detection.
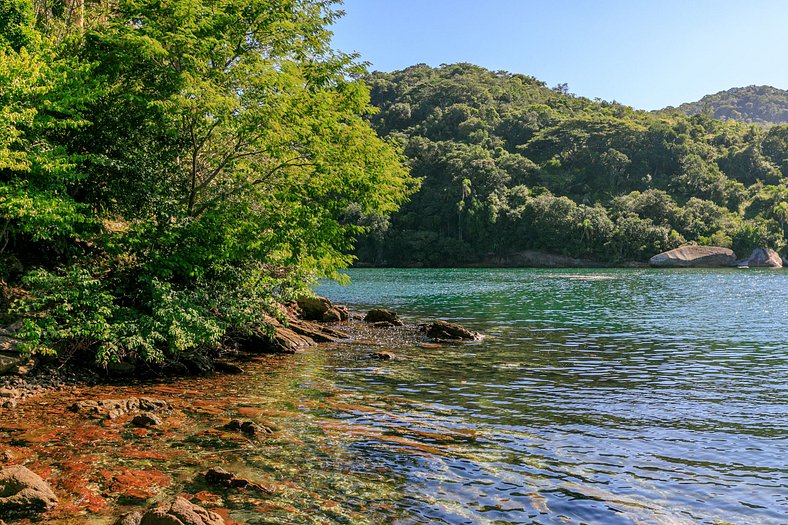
[666,85,788,126]
[354,64,788,266]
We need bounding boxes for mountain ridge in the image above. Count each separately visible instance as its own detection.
[663,85,788,126]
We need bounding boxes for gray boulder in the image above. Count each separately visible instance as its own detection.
[0,465,58,515]
[738,247,783,268]
[649,246,737,268]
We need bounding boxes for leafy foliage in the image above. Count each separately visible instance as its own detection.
[0,0,415,366]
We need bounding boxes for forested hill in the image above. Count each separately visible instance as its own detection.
[354,63,788,266]
[665,85,788,126]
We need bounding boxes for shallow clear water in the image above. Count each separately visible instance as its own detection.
[316,268,788,524]
[3,268,787,524]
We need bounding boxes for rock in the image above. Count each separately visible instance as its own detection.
[235,315,348,354]
[0,388,19,409]
[69,397,171,419]
[738,247,783,268]
[117,511,143,525]
[139,496,225,525]
[204,467,271,494]
[368,321,399,328]
[0,465,58,515]
[322,305,350,323]
[213,360,244,374]
[296,295,333,321]
[0,336,20,353]
[287,319,347,342]
[0,388,19,399]
[0,351,24,375]
[132,412,163,428]
[364,309,403,326]
[424,320,479,341]
[221,419,273,438]
[370,352,394,360]
[649,246,737,268]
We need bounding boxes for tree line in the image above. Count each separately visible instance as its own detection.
[354,63,788,266]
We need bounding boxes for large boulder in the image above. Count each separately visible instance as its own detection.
[137,496,225,525]
[296,296,349,322]
[739,247,783,268]
[649,246,737,268]
[296,296,332,321]
[364,309,403,326]
[234,316,347,354]
[0,465,58,515]
[424,320,479,341]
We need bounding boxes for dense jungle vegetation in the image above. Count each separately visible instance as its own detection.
[0,0,415,366]
[668,85,788,126]
[354,64,788,266]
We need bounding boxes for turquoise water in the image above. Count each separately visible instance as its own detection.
[316,268,788,524]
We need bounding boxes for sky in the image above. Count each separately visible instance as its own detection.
[330,0,788,111]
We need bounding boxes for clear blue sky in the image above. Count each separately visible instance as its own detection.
[330,0,788,110]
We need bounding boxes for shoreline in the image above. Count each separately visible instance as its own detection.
[0,300,479,524]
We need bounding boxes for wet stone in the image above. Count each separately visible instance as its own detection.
[0,465,58,516]
[220,419,273,438]
[370,352,395,360]
[424,320,479,341]
[132,412,163,428]
[204,467,271,494]
[364,309,403,326]
[69,397,172,419]
[368,321,400,328]
[138,496,225,525]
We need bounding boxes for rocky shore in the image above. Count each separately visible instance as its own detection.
[0,296,480,524]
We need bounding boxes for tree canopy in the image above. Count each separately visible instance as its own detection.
[0,0,415,365]
[355,64,788,266]
[665,85,788,127]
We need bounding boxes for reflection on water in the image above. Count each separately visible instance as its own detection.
[1,268,786,524]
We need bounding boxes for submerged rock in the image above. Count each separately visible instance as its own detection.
[0,465,58,515]
[424,320,479,341]
[138,496,225,525]
[364,309,403,326]
[649,246,737,268]
[221,419,274,438]
[204,467,272,494]
[370,351,395,360]
[738,247,783,268]
[69,397,171,420]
